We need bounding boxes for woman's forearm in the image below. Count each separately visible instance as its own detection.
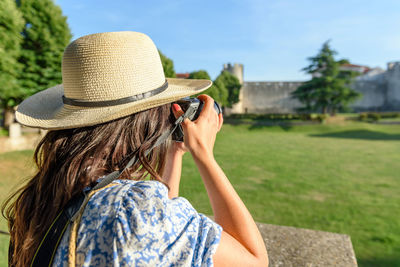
[193,154,268,264]
[162,149,184,199]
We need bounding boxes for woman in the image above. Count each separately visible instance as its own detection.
[3,31,268,266]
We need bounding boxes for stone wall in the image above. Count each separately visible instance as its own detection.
[241,81,303,114]
[226,61,400,114]
[0,124,45,153]
[385,62,400,110]
[350,64,400,112]
[351,80,387,111]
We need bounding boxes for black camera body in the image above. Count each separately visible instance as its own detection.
[172,97,222,141]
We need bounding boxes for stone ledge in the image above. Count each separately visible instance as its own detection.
[257,223,358,267]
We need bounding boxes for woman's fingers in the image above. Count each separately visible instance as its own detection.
[196,95,215,120]
[171,103,189,152]
[196,95,220,132]
[172,103,192,129]
[172,103,184,118]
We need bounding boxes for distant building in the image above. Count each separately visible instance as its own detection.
[340,63,371,74]
[176,73,190,79]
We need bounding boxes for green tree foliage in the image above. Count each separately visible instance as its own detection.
[0,0,24,106]
[188,70,211,80]
[188,70,228,106]
[0,0,25,126]
[17,0,71,100]
[292,41,360,115]
[214,71,241,108]
[159,50,176,78]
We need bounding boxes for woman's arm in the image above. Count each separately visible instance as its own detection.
[193,155,268,267]
[161,143,186,199]
[173,96,269,267]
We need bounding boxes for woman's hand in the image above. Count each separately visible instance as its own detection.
[172,95,223,160]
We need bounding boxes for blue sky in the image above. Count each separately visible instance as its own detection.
[56,0,400,81]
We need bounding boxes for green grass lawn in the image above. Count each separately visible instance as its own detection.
[0,121,399,266]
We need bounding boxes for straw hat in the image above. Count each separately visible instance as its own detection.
[16,31,211,130]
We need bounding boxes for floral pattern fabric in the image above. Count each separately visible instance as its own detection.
[52,179,222,266]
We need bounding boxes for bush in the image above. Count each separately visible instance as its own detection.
[359,113,368,121]
[381,112,400,119]
[227,113,329,122]
[358,112,400,122]
[369,113,381,121]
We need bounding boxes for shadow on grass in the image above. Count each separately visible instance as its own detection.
[357,256,400,267]
[310,130,400,141]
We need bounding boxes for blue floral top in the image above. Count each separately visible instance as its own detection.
[52,179,222,266]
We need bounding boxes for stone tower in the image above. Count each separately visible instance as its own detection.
[222,63,244,113]
[385,61,400,110]
[223,63,244,84]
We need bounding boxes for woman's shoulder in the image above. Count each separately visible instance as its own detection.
[114,179,196,217]
[113,179,170,198]
[99,179,189,206]
[91,179,168,200]
[88,179,195,217]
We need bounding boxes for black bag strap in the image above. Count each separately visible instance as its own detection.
[29,110,190,266]
[30,194,85,267]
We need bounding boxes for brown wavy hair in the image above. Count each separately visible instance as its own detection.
[2,103,174,267]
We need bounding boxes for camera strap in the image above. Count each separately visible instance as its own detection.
[30,109,191,267]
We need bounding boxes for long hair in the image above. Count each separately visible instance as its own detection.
[2,103,174,267]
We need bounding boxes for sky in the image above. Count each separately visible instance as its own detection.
[55,0,400,81]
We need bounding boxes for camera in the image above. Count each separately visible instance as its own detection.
[172,97,222,141]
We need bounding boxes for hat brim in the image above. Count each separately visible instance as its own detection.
[16,78,212,130]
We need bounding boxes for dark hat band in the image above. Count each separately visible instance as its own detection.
[62,80,168,107]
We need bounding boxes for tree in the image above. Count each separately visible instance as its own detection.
[188,70,211,80]
[159,50,176,78]
[189,70,228,106]
[5,0,72,125]
[0,0,24,127]
[292,41,360,115]
[214,71,241,108]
